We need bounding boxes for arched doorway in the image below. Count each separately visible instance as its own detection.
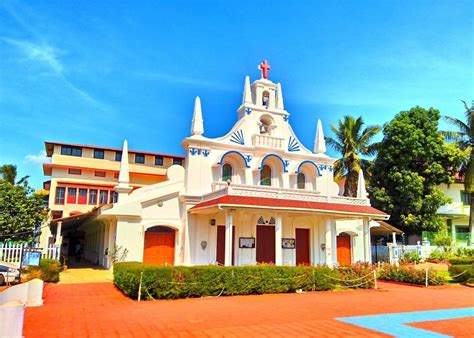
[143,226,175,266]
[336,232,352,265]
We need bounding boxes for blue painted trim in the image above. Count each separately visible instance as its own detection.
[217,150,250,168]
[287,136,301,152]
[337,307,474,338]
[295,160,322,176]
[230,130,245,145]
[259,153,289,172]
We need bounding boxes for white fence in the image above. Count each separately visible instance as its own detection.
[0,243,61,267]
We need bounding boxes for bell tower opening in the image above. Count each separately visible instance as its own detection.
[262,90,270,108]
[258,115,274,135]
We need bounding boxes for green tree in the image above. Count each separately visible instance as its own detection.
[370,107,466,235]
[326,116,381,196]
[0,164,29,186]
[0,178,46,242]
[442,100,473,242]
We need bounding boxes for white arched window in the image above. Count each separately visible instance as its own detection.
[222,163,233,182]
[297,172,306,189]
[260,165,272,186]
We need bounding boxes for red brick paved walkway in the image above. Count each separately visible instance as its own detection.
[24,282,474,337]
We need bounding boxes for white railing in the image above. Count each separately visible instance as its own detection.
[0,242,61,267]
[209,182,370,206]
[252,134,284,149]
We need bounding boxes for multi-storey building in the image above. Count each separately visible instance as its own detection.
[40,141,184,247]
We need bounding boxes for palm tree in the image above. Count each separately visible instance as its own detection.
[442,100,473,242]
[326,116,381,197]
[0,164,29,185]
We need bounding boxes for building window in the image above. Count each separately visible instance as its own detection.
[93,149,105,159]
[68,168,81,175]
[115,151,122,161]
[55,187,65,205]
[461,191,471,205]
[67,188,77,204]
[222,163,233,182]
[297,173,306,189]
[78,188,87,204]
[89,189,98,205]
[135,154,145,164]
[111,191,118,203]
[260,165,272,186]
[172,158,182,165]
[95,171,106,177]
[155,156,164,166]
[99,190,108,205]
[61,146,82,157]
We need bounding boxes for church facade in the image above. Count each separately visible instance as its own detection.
[84,62,388,269]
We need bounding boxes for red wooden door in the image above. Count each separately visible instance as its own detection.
[143,229,175,266]
[216,226,235,265]
[296,228,310,265]
[336,235,352,265]
[256,225,275,264]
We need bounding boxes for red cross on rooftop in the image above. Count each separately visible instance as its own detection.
[259,60,271,79]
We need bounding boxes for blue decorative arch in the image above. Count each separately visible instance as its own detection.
[295,160,322,176]
[217,150,250,168]
[259,154,289,172]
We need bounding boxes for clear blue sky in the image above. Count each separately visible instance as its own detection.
[0,0,472,189]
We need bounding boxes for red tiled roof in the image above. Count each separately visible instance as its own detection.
[191,195,389,218]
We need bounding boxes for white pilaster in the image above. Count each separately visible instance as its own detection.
[363,218,371,263]
[115,139,132,202]
[55,221,62,245]
[357,170,368,199]
[191,96,204,136]
[243,76,252,104]
[225,210,234,266]
[392,232,397,245]
[313,119,326,154]
[325,218,335,267]
[276,82,284,109]
[313,218,321,265]
[275,214,282,265]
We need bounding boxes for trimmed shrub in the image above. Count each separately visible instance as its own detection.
[378,264,445,286]
[400,251,421,263]
[448,257,473,265]
[113,263,374,300]
[25,259,61,283]
[448,264,474,283]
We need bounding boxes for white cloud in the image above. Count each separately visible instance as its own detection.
[25,150,49,164]
[2,37,64,74]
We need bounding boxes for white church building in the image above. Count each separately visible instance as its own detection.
[72,61,389,269]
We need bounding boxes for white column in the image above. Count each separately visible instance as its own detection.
[392,232,397,245]
[313,219,321,265]
[325,219,334,268]
[363,218,371,264]
[55,221,62,245]
[451,223,456,243]
[182,213,193,266]
[224,211,234,266]
[275,214,282,265]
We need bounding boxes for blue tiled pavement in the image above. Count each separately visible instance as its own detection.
[337,307,474,337]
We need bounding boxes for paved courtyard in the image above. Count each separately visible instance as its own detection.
[24,281,474,337]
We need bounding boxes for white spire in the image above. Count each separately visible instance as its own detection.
[313,119,326,153]
[276,82,284,109]
[242,76,252,104]
[357,169,368,199]
[115,139,132,201]
[191,96,204,136]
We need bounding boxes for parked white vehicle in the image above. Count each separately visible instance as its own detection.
[0,262,20,285]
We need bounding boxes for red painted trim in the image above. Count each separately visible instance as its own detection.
[43,163,167,178]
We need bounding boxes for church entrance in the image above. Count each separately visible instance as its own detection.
[256,225,275,264]
[336,233,352,265]
[216,225,235,265]
[143,226,175,266]
[295,228,310,265]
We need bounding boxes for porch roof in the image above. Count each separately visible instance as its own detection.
[190,195,389,219]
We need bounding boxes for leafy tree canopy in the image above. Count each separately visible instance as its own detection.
[0,166,46,242]
[370,107,466,234]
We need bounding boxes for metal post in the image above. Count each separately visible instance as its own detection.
[373,269,377,289]
[138,271,143,302]
[425,268,429,288]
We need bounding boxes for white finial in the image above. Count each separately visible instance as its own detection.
[357,169,368,199]
[191,96,204,136]
[243,76,252,104]
[115,139,132,201]
[276,83,284,109]
[313,119,326,153]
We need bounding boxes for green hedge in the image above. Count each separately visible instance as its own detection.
[448,257,473,265]
[378,264,445,286]
[26,259,61,283]
[448,264,474,283]
[113,263,374,300]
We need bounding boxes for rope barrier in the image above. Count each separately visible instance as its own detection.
[322,270,374,283]
[449,269,469,278]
